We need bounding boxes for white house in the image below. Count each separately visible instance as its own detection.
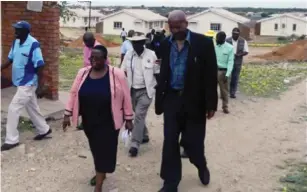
[187,8,251,39]
[98,9,167,35]
[256,14,307,36]
[60,8,105,28]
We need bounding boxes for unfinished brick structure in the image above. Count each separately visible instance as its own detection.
[1,1,60,100]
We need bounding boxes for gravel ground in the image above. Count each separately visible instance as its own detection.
[1,81,306,192]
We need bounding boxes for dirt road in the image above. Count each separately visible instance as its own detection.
[1,81,306,192]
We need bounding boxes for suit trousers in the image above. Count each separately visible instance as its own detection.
[160,90,207,188]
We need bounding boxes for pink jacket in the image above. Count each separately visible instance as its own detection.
[65,66,134,129]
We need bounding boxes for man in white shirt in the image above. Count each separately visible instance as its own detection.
[121,35,160,157]
[226,28,249,98]
[120,28,127,42]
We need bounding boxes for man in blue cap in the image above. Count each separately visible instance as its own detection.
[1,21,52,151]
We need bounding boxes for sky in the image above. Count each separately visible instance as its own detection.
[85,0,307,8]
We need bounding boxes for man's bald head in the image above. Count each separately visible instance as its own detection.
[167,10,188,40]
[83,32,95,48]
[168,10,187,22]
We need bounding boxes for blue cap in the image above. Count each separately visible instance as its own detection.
[12,21,31,30]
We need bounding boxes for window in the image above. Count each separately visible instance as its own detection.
[84,17,88,24]
[274,23,278,31]
[160,21,164,28]
[293,24,297,31]
[113,22,122,29]
[282,23,286,29]
[72,17,76,23]
[154,21,160,27]
[210,23,221,31]
[67,17,70,22]
[96,17,99,22]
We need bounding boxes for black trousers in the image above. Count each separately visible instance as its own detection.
[160,91,207,188]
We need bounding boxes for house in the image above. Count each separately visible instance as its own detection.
[1,1,60,100]
[255,14,307,37]
[97,9,167,35]
[60,8,105,28]
[187,8,251,39]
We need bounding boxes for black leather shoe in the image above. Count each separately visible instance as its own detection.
[198,165,210,185]
[129,147,138,157]
[181,150,188,158]
[1,143,20,151]
[142,138,149,144]
[230,94,236,99]
[33,129,52,140]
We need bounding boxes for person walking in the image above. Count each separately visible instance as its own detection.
[77,32,109,131]
[120,28,127,42]
[62,45,134,192]
[121,35,160,157]
[215,31,234,114]
[1,21,52,151]
[226,28,249,98]
[120,30,135,64]
[155,10,218,192]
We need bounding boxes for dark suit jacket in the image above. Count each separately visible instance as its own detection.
[155,31,218,120]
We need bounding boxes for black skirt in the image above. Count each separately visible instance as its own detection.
[79,71,119,173]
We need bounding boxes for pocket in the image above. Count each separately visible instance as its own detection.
[144,62,154,69]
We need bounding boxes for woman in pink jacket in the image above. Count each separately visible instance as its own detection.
[62,45,134,192]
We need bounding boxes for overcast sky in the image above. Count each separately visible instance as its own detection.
[84,0,307,8]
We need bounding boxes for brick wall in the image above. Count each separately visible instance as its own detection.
[1,1,60,100]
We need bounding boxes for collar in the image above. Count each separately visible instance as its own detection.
[169,30,191,44]
[19,34,32,46]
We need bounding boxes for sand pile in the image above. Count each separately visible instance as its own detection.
[255,40,307,61]
[67,34,120,48]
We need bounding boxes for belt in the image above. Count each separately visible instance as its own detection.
[169,88,183,96]
[131,87,146,91]
[218,68,227,71]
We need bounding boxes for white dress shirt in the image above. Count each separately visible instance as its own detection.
[232,39,249,54]
[121,48,160,98]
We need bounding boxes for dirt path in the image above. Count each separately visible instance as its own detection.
[1,81,306,192]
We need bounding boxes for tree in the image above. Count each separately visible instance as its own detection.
[58,1,75,19]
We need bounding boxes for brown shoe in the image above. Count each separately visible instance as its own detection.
[223,108,230,114]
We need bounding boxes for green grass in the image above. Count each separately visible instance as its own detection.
[59,53,83,91]
[18,117,34,131]
[59,52,118,91]
[103,35,122,44]
[239,63,307,97]
[279,162,307,192]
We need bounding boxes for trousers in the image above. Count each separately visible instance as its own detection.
[130,88,152,149]
[160,90,207,188]
[217,70,229,109]
[5,86,49,144]
[230,63,242,96]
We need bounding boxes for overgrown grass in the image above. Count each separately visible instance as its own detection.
[239,63,307,97]
[279,161,307,192]
[103,34,122,44]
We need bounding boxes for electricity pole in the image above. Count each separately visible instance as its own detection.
[78,1,91,29]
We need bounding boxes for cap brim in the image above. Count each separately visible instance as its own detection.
[12,24,22,28]
[127,37,147,41]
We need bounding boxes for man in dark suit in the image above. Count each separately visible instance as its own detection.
[155,10,218,192]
